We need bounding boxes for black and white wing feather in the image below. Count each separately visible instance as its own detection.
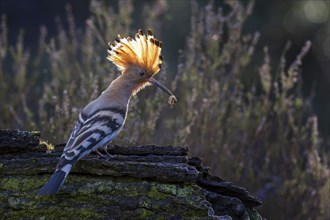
[59,107,126,164]
[38,107,126,195]
[63,112,86,153]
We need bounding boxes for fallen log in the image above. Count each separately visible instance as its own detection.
[0,129,262,219]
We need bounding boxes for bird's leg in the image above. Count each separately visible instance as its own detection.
[103,145,114,158]
[94,149,107,158]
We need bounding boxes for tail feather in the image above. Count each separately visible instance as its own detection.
[38,170,68,195]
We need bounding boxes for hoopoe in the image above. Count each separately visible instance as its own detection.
[38,29,177,195]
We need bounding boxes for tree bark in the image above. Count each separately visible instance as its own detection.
[0,129,262,220]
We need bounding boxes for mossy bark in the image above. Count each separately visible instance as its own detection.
[0,129,263,220]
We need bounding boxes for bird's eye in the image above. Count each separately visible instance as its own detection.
[139,71,145,76]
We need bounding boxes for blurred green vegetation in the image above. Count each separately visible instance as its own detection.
[0,0,329,219]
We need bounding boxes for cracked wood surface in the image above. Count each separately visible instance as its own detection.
[0,129,262,220]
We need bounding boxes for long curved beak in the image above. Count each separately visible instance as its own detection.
[148,77,175,97]
[148,77,177,107]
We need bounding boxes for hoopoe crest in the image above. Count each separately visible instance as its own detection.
[107,29,163,77]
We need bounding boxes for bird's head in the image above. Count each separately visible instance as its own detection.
[107,29,176,107]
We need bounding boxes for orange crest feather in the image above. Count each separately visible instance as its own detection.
[107,29,163,75]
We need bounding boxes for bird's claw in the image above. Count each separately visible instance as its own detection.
[94,148,113,159]
[103,146,114,158]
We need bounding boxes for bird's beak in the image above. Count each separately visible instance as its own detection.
[148,77,178,108]
[148,77,174,97]
[148,77,177,107]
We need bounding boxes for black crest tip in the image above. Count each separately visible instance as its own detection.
[138,29,144,36]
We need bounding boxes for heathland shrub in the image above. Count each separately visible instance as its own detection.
[0,0,328,219]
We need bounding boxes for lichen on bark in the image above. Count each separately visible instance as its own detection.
[0,129,262,219]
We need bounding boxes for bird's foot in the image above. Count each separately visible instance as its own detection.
[103,146,114,159]
[94,149,107,158]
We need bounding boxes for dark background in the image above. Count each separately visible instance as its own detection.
[0,0,329,139]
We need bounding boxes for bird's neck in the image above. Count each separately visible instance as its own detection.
[101,74,136,107]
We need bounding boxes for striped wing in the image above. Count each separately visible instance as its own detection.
[63,112,85,153]
[56,107,126,170]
